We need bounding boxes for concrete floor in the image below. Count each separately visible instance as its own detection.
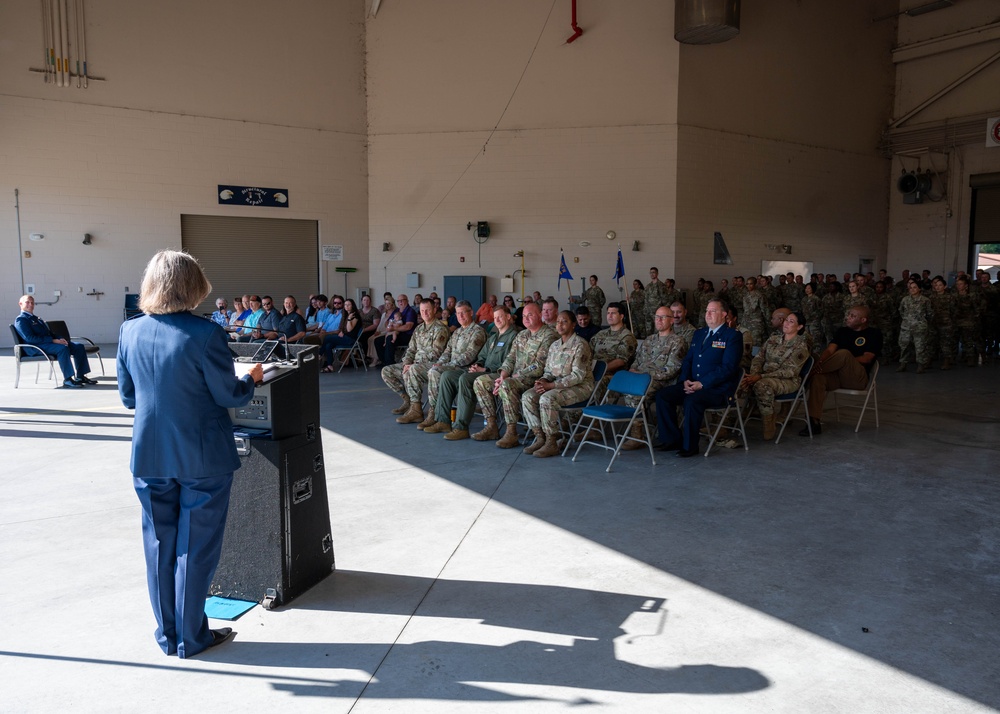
[1,348,998,713]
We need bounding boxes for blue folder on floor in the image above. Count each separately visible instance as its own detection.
[205,595,257,620]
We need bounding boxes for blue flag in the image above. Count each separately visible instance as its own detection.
[612,248,625,286]
[558,253,573,290]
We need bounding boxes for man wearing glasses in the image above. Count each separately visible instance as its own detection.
[234,295,264,341]
[250,296,282,342]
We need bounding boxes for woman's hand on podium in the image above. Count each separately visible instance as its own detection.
[249,363,264,384]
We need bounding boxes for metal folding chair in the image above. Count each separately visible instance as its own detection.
[9,324,57,388]
[46,320,105,376]
[774,356,814,443]
[570,371,655,472]
[332,333,368,373]
[702,370,749,457]
[833,360,880,432]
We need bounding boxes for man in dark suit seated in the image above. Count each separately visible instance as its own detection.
[14,294,95,388]
[654,298,743,457]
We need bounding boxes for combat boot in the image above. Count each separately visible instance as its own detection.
[472,417,499,441]
[495,425,520,449]
[416,412,437,429]
[620,422,646,450]
[391,396,411,415]
[941,357,952,370]
[396,403,424,424]
[533,434,561,458]
[523,429,545,454]
[762,413,777,441]
[423,421,451,434]
[443,428,470,441]
[895,362,907,373]
[916,363,927,374]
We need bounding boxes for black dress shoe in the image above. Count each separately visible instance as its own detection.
[799,419,821,436]
[80,376,99,385]
[676,448,699,458]
[62,378,83,389]
[208,627,235,649]
[657,441,682,452]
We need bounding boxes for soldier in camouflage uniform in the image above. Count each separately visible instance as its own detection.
[897,280,933,373]
[382,298,450,423]
[973,271,999,360]
[740,276,770,347]
[589,302,638,399]
[431,305,520,441]
[741,312,811,440]
[419,301,487,432]
[670,301,696,350]
[580,275,606,328]
[801,282,824,351]
[480,302,557,448]
[662,279,683,319]
[871,280,898,363]
[842,280,870,324]
[929,276,956,369]
[821,282,844,346]
[619,306,688,451]
[522,311,595,458]
[780,273,803,312]
[760,276,780,313]
[727,276,746,322]
[644,267,669,339]
[953,277,983,366]
[627,280,646,339]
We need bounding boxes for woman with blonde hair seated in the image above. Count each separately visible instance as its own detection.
[367,294,396,366]
[741,310,811,440]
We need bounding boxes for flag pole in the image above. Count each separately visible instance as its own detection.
[619,244,636,333]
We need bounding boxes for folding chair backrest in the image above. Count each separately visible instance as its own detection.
[799,355,814,379]
[603,370,651,399]
[46,320,70,342]
[592,359,608,385]
[9,324,25,349]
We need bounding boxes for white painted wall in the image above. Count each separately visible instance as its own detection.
[1,0,368,345]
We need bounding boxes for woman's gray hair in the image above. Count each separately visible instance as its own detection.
[138,250,211,314]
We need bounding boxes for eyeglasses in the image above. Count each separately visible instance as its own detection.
[262,301,273,307]
[333,302,343,307]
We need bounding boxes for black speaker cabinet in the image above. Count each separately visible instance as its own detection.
[211,433,335,609]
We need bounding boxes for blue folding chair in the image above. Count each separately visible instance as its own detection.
[570,371,655,472]
[557,360,607,455]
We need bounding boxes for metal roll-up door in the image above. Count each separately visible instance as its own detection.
[181,215,319,315]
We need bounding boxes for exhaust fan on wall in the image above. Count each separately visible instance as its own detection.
[897,170,933,204]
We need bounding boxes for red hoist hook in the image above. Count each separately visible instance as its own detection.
[566,0,584,43]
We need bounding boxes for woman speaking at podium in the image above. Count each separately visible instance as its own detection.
[118,250,263,659]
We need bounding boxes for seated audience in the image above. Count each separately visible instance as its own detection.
[741,311,810,440]
[277,296,307,344]
[619,306,687,451]
[670,301,696,349]
[210,298,232,327]
[367,295,396,365]
[436,305,518,441]
[589,302,638,397]
[654,299,743,457]
[373,294,417,367]
[420,301,488,432]
[802,306,881,435]
[521,310,595,458]
[476,295,498,324]
[382,298,449,422]
[14,294,96,388]
[574,306,601,341]
[321,298,362,370]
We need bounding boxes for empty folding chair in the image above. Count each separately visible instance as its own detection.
[570,371,655,472]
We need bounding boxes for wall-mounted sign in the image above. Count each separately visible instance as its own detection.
[218,185,289,207]
[988,118,1000,148]
[322,245,344,261]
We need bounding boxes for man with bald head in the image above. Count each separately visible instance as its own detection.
[15,294,94,388]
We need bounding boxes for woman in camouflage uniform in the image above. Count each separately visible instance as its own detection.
[898,279,933,373]
[842,280,870,322]
[628,280,646,339]
[953,277,982,366]
[740,276,770,348]
[801,282,824,351]
[741,311,811,440]
[928,276,956,370]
